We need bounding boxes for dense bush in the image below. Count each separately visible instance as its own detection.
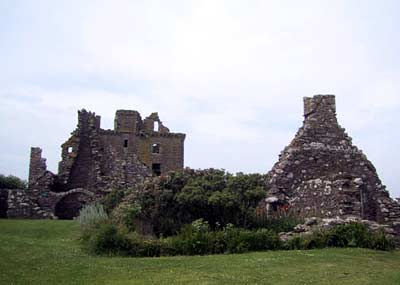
[0,174,27,189]
[113,169,267,236]
[102,190,125,214]
[84,223,129,255]
[81,221,395,257]
[285,223,395,251]
[250,215,303,233]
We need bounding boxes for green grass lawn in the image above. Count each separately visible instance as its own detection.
[0,220,399,285]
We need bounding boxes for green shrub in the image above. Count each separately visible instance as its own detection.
[121,202,142,231]
[80,221,395,257]
[220,226,281,253]
[244,229,281,251]
[285,223,395,251]
[222,225,248,253]
[301,231,328,249]
[250,215,303,233]
[118,169,268,236]
[85,223,131,255]
[166,219,213,255]
[77,203,108,229]
[326,223,371,248]
[102,190,125,214]
[369,230,395,251]
[285,236,303,250]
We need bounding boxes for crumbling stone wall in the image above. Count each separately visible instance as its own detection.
[0,189,54,219]
[24,109,185,219]
[266,95,400,226]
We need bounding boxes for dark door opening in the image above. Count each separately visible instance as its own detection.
[0,191,8,218]
[152,163,161,176]
[55,192,89,220]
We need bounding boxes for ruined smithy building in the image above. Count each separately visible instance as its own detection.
[265,95,400,232]
[2,110,185,219]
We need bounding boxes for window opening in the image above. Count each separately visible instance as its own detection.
[123,139,128,148]
[154,121,159,132]
[152,143,160,154]
[67,147,73,153]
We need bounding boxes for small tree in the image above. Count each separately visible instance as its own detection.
[0,174,27,189]
[227,173,266,227]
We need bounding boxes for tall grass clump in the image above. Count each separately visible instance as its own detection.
[77,203,109,229]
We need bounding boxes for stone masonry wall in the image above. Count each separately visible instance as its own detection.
[25,108,185,219]
[0,189,54,219]
[266,95,400,227]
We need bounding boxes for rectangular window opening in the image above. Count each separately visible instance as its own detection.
[154,121,159,132]
[152,143,160,154]
[123,139,128,148]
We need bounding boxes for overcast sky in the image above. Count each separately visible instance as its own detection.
[0,0,399,197]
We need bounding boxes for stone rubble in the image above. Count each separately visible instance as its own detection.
[279,216,399,246]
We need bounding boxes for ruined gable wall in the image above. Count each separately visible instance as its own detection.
[266,95,400,223]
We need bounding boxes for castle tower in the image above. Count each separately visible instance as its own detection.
[114,110,142,133]
[266,95,400,223]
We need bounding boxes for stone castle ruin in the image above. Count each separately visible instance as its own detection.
[1,110,185,219]
[265,95,400,230]
[0,95,399,239]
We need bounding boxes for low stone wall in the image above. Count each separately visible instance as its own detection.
[279,216,400,247]
[0,189,54,219]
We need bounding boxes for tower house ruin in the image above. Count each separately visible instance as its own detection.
[25,109,185,219]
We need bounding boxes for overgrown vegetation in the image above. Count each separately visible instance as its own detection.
[80,216,395,257]
[285,223,395,251]
[101,189,125,214]
[76,203,108,229]
[0,174,27,189]
[78,169,394,258]
[112,169,268,236]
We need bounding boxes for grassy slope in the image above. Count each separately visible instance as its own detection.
[0,220,399,285]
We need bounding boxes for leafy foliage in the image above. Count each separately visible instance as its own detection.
[102,189,125,214]
[250,215,303,233]
[285,223,395,251]
[83,219,282,257]
[113,169,267,236]
[82,220,395,257]
[0,174,27,189]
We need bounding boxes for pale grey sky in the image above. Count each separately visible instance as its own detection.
[0,0,399,197]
